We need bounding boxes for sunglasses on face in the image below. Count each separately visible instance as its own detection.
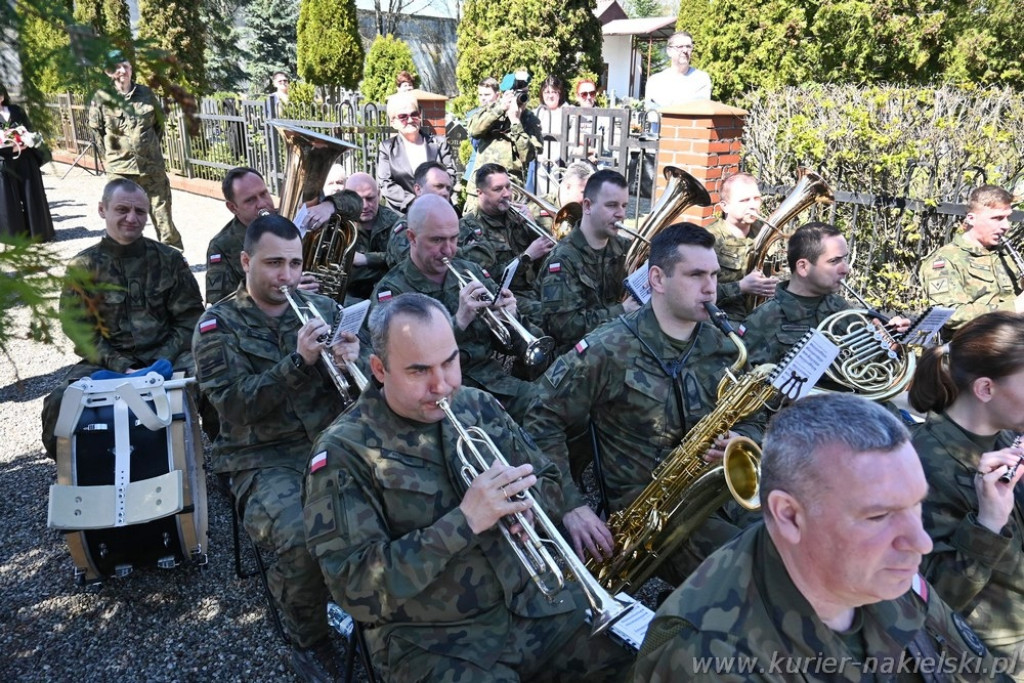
[579,90,596,98]
[395,111,421,122]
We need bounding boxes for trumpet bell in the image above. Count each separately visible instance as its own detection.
[723,436,761,511]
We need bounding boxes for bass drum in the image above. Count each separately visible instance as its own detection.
[50,373,208,584]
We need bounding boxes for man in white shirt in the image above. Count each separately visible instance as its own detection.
[644,31,712,107]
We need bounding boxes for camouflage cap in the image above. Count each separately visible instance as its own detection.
[104,49,127,70]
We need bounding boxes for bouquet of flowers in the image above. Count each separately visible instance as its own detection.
[0,125,45,158]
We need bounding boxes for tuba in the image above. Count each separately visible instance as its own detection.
[271,120,361,304]
[744,168,834,310]
[624,166,712,273]
[437,395,634,636]
[585,303,766,595]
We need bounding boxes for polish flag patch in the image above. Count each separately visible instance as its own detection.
[911,573,929,603]
[209,253,222,264]
[574,339,589,354]
[378,290,393,302]
[548,262,562,273]
[310,450,328,474]
[932,260,945,270]
[199,318,218,334]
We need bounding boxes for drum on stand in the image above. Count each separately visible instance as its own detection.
[48,372,208,584]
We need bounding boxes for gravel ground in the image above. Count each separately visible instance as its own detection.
[0,164,344,683]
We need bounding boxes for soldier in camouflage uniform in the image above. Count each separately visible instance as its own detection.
[918,185,1021,334]
[88,52,182,250]
[535,169,638,355]
[706,173,779,321]
[908,312,1024,678]
[192,214,362,681]
[525,223,766,585]
[40,179,203,458]
[635,394,1012,683]
[459,163,554,311]
[463,80,543,211]
[371,195,536,423]
[303,293,633,682]
[385,161,456,269]
[334,173,401,301]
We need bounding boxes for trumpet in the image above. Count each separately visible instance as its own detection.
[436,395,633,636]
[441,258,554,369]
[508,204,558,246]
[1000,434,1024,484]
[280,286,369,400]
[614,221,650,245]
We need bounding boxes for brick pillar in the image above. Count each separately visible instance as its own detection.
[653,101,747,226]
[410,89,448,137]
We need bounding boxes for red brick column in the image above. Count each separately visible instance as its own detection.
[409,89,448,137]
[653,101,747,226]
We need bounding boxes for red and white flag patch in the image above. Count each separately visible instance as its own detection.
[932,259,945,270]
[574,339,589,354]
[199,318,218,334]
[548,262,562,273]
[209,253,223,264]
[912,573,929,603]
[378,290,393,302]
[310,450,328,474]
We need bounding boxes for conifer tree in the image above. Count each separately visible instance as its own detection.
[296,0,364,90]
[360,34,416,103]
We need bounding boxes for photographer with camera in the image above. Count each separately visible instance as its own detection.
[464,70,543,213]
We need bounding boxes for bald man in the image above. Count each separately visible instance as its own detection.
[339,172,400,300]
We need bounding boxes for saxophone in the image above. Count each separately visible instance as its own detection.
[585,303,770,595]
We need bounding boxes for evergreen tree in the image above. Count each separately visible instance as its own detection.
[15,0,77,130]
[137,0,208,94]
[296,0,364,90]
[246,0,299,95]
[204,0,249,94]
[360,34,416,103]
[454,0,602,115]
[73,0,132,55]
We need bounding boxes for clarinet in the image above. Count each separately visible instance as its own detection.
[999,433,1024,484]
[999,236,1024,288]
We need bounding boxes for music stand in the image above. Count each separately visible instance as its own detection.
[61,140,103,179]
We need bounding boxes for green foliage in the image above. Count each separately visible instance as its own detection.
[137,0,208,94]
[246,0,299,95]
[203,0,249,94]
[287,80,317,104]
[73,0,132,54]
[679,0,1024,104]
[296,0,364,89]
[742,85,1024,309]
[16,1,78,131]
[0,237,95,371]
[361,34,417,104]
[453,0,603,116]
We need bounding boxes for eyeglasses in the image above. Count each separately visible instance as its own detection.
[668,43,694,51]
[578,90,597,98]
[395,111,421,122]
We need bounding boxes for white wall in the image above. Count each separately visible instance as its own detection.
[603,34,639,101]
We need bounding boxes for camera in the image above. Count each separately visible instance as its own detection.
[500,71,531,108]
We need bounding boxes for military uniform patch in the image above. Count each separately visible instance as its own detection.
[546,356,570,388]
[199,318,218,334]
[549,262,562,273]
[952,612,987,657]
[310,450,328,474]
[927,278,949,295]
[197,343,229,378]
[378,290,393,302]
[209,253,222,264]
[574,339,589,354]
[931,259,945,269]
[393,224,406,234]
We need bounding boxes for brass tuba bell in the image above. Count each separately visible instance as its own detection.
[624,166,712,273]
[271,120,361,304]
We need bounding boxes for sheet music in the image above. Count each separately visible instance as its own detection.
[902,306,954,347]
[293,204,310,237]
[607,592,655,651]
[499,259,520,295]
[329,300,370,346]
[771,329,840,401]
[624,262,651,305]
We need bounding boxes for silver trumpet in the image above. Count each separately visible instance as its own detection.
[508,204,558,246]
[442,258,554,369]
[613,221,650,245]
[280,286,369,400]
[436,395,633,636]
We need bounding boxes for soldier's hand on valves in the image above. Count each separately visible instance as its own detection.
[455,279,493,330]
[525,235,554,261]
[975,448,1024,534]
[297,272,320,292]
[296,318,329,365]
[303,202,335,233]
[706,430,741,463]
[329,331,360,366]
[493,288,518,318]
[563,505,615,562]
[887,316,912,334]
[460,461,536,535]
[738,270,779,298]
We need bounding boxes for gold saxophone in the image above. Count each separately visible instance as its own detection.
[585,303,767,595]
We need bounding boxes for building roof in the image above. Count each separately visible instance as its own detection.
[601,16,678,38]
[594,0,629,25]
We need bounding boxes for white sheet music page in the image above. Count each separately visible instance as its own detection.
[608,592,655,651]
[624,261,651,305]
[499,258,520,295]
[329,299,370,346]
[771,329,840,401]
[293,204,310,237]
[903,306,955,347]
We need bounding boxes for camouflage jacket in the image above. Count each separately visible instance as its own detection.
[466,103,543,182]
[384,217,410,270]
[535,224,629,355]
[348,205,401,301]
[918,231,1019,332]
[192,284,345,474]
[60,235,203,373]
[87,83,167,176]
[369,257,525,396]
[634,524,1010,682]
[303,384,578,668]
[742,280,850,366]
[912,411,1024,661]
[524,304,765,514]
[459,208,543,305]
[707,217,756,321]
[205,216,246,306]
